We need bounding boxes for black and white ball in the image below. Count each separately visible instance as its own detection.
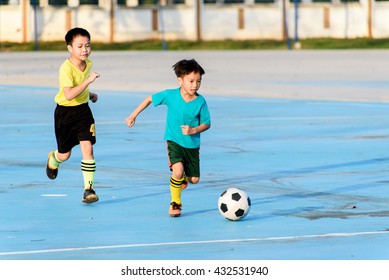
[218,188,251,221]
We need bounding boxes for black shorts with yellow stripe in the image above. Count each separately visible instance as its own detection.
[166,140,200,177]
[54,103,96,153]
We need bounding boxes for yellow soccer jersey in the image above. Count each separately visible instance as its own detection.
[55,58,92,106]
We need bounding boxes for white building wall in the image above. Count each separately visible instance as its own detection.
[329,5,368,38]
[36,7,70,41]
[115,9,155,41]
[1,0,389,43]
[162,7,197,40]
[1,6,24,42]
[373,2,389,38]
[243,7,283,40]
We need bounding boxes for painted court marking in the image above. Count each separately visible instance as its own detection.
[0,230,388,257]
[2,53,389,262]
[40,194,68,197]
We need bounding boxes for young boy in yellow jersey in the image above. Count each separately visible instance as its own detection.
[46,27,100,203]
[125,59,211,217]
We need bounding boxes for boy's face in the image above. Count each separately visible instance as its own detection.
[178,71,202,96]
[67,35,91,61]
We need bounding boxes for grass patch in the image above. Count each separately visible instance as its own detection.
[2,38,389,51]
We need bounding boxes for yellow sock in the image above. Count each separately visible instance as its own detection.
[170,176,183,205]
[48,150,62,169]
[81,159,96,190]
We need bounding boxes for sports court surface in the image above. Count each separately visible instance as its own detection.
[1,51,389,274]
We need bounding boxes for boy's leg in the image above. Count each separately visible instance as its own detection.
[182,147,201,188]
[169,162,185,217]
[167,141,203,217]
[49,104,75,180]
[186,176,199,185]
[80,140,98,203]
[182,175,188,190]
[46,150,70,179]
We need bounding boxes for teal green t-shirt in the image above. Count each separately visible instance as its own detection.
[152,88,211,148]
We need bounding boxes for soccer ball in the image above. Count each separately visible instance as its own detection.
[218,188,251,221]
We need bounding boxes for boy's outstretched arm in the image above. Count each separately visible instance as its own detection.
[125,96,152,127]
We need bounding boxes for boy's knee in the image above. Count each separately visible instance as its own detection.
[189,177,200,184]
[57,151,71,162]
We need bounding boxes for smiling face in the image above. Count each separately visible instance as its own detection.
[67,35,91,62]
[178,71,202,100]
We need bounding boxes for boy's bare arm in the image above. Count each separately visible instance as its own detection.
[63,71,100,101]
[125,96,152,127]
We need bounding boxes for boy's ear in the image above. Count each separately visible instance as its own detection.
[177,77,183,85]
[67,44,72,53]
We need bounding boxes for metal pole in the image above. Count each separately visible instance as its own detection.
[196,0,201,42]
[294,0,301,49]
[33,0,38,50]
[109,0,114,43]
[158,0,167,51]
[0,4,2,49]
[368,0,372,38]
[282,0,291,50]
[22,0,27,43]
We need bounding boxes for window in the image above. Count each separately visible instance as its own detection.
[256,0,274,3]
[49,0,67,5]
[204,0,244,3]
[138,0,157,4]
[80,0,98,4]
[224,0,244,3]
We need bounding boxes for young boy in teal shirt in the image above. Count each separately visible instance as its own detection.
[125,59,211,217]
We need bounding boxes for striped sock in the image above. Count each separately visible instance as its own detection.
[170,176,184,205]
[81,159,96,190]
[48,150,62,169]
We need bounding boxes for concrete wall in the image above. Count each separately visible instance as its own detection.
[0,0,388,43]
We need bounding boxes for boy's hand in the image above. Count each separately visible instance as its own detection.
[125,116,136,127]
[181,125,192,135]
[89,93,98,103]
[89,71,100,83]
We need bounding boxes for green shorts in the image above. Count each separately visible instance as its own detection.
[166,140,200,177]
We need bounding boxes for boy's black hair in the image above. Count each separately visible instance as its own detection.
[172,59,205,78]
[65,27,91,46]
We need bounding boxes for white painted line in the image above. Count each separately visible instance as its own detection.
[40,194,68,197]
[0,230,388,256]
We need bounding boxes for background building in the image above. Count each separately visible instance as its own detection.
[0,0,388,43]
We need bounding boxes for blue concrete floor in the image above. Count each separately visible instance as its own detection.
[1,84,389,260]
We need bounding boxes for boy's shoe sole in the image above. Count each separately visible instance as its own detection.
[169,202,182,217]
[82,188,99,204]
[46,151,58,180]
